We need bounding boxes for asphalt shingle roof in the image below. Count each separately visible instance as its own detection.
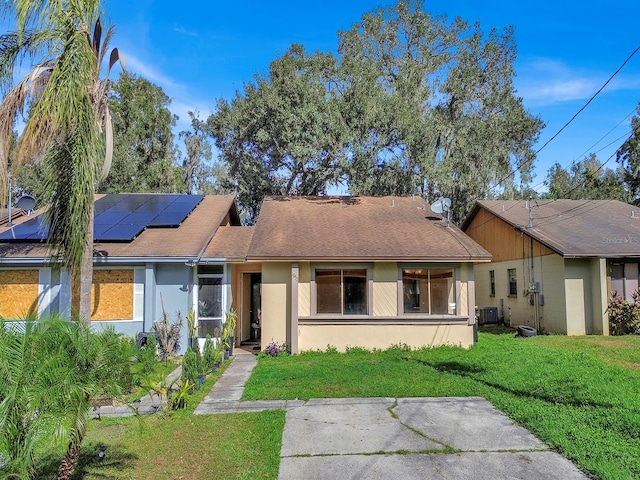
[248,196,491,261]
[464,199,640,258]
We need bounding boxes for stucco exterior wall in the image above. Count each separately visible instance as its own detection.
[564,258,595,336]
[373,263,398,316]
[591,258,608,335]
[150,263,194,353]
[298,262,311,317]
[261,263,291,348]
[298,322,473,351]
[474,254,568,332]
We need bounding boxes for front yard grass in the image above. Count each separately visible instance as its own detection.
[245,333,640,480]
[32,333,640,479]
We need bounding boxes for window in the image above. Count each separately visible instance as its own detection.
[508,268,517,296]
[402,268,454,315]
[198,265,224,336]
[316,269,368,315]
[489,270,495,296]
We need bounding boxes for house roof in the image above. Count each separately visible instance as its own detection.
[0,194,239,263]
[462,199,640,258]
[247,196,491,262]
[202,226,255,262]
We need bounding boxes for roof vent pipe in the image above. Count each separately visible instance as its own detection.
[632,210,636,218]
[391,199,395,207]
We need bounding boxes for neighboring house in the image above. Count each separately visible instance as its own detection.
[0,193,240,352]
[245,196,491,352]
[462,199,640,336]
[0,194,492,353]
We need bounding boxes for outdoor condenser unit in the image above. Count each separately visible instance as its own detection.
[479,307,499,325]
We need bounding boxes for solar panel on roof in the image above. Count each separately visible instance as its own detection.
[95,222,146,242]
[0,216,48,242]
[0,194,206,243]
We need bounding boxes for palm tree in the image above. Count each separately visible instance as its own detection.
[0,0,123,322]
[0,319,132,480]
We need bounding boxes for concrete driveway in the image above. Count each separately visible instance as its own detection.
[278,397,588,480]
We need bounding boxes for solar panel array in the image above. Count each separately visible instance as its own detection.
[0,194,204,243]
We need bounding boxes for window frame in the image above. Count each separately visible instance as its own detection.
[197,265,225,337]
[400,266,457,316]
[311,264,373,317]
[489,270,496,296]
[508,268,517,297]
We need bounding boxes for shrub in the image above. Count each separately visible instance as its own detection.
[262,341,288,357]
[607,290,640,336]
[203,334,216,371]
[181,348,198,390]
[153,295,183,361]
[137,332,158,375]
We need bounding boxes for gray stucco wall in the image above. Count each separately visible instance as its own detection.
[151,263,194,354]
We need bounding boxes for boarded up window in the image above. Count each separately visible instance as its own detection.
[0,270,39,319]
[91,270,134,321]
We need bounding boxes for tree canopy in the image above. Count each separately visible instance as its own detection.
[544,154,626,201]
[207,0,544,223]
[101,71,179,193]
[617,102,640,204]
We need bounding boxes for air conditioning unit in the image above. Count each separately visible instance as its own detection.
[479,307,498,325]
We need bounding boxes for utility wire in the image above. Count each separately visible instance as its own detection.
[485,45,640,196]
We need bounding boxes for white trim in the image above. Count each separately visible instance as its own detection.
[38,268,51,318]
[133,268,145,322]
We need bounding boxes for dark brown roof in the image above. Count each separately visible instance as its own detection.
[0,195,238,261]
[202,226,255,261]
[463,199,640,258]
[247,196,491,261]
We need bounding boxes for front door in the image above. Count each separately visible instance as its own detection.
[241,273,261,343]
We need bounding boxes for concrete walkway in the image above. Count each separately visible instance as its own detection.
[194,349,588,480]
[90,365,182,418]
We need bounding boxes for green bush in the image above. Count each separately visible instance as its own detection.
[203,334,216,371]
[181,348,198,390]
[607,290,640,335]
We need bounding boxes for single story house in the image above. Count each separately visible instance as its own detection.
[462,199,640,335]
[245,196,491,352]
[0,193,240,352]
[0,194,492,352]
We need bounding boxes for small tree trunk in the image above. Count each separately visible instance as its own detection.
[56,443,81,480]
[78,201,94,324]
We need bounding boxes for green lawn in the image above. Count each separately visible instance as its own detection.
[244,333,640,480]
[35,369,285,480]
[33,333,640,480]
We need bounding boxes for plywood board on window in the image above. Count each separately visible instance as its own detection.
[91,269,134,321]
[0,270,39,319]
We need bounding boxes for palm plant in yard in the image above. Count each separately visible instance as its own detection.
[0,0,123,322]
[0,319,133,480]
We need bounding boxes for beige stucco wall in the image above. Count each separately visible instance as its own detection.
[298,323,473,351]
[591,258,608,335]
[298,262,311,317]
[474,254,568,333]
[564,258,606,336]
[373,263,398,316]
[261,263,291,348]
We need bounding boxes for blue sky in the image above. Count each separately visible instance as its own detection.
[11,1,640,192]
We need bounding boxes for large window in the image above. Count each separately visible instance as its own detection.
[198,265,224,336]
[316,269,368,315]
[508,268,517,296]
[402,268,454,315]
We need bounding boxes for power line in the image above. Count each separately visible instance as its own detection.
[486,45,640,196]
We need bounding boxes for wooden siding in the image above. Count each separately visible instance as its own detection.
[0,270,39,319]
[91,270,134,321]
[466,208,555,262]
